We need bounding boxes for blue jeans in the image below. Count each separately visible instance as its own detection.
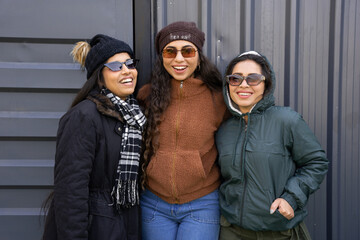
[140,189,220,240]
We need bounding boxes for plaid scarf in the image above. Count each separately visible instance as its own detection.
[102,88,146,208]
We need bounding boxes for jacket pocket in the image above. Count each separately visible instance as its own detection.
[88,198,126,240]
[147,150,206,196]
[245,140,290,192]
[262,190,290,231]
[173,150,207,195]
[89,197,116,218]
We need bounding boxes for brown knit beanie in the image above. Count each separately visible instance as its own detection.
[155,21,205,54]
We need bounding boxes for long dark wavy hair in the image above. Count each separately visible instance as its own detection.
[140,49,223,188]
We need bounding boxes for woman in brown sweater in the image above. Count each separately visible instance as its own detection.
[137,21,227,240]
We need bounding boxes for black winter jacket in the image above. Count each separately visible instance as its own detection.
[43,90,141,240]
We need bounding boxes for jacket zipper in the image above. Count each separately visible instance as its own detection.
[171,80,183,203]
[239,117,248,226]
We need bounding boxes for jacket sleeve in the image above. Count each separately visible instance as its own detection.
[281,114,329,211]
[53,109,96,240]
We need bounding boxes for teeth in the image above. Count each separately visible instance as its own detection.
[121,79,132,83]
[239,93,251,96]
[173,66,186,70]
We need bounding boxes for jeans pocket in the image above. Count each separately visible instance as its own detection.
[189,191,220,224]
[140,190,159,223]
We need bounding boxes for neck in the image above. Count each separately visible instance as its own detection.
[242,114,248,124]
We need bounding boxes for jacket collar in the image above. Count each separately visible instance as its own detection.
[87,88,124,122]
[170,77,207,99]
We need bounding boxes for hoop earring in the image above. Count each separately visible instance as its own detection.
[196,64,201,71]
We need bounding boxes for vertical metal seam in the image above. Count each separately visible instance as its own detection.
[250,0,255,50]
[326,0,337,238]
[151,0,157,62]
[335,0,345,239]
[294,0,300,111]
[162,0,167,26]
[206,0,212,55]
[284,0,292,107]
[240,0,246,51]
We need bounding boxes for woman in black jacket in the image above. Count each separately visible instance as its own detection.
[42,34,146,240]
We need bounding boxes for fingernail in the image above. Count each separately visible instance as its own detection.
[270,209,275,214]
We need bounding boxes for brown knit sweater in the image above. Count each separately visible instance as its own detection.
[137,77,228,204]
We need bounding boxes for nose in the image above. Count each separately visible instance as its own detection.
[239,76,249,87]
[174,50,185,61]
[120,63,131,74]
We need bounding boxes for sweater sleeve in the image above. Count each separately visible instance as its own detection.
[281,114,329,211]
[53,109,96,240]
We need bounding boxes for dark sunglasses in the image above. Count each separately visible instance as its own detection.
[103,59,139,72]
[226,74,265,86]
[162,46,197,58]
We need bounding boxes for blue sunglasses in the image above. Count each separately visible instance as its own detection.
[103,59,139,71]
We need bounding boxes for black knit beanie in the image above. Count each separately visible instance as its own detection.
[85,34,134,79]
[155,21,205,54]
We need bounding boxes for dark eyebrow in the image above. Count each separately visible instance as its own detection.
[164,45,194,49]
[232,72,260,75]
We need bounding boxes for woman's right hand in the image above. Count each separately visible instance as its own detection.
[270,198,294,220]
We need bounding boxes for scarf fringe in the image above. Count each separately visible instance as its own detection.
[114,179,139,209]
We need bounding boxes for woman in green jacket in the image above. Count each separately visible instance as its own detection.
[216,51,328,239]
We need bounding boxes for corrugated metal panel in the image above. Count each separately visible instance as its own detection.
[0,0,134,239]
[155,0,359,239]
[0,0,359,239]
[290,2,330,238]
[331,0,360,240]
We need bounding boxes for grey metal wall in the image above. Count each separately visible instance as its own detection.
[153,0,359,239]
[0,0,135,239]
[330,0,360,239]
[0,0,359,239]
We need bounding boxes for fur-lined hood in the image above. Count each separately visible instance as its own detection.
[87,88,124,122]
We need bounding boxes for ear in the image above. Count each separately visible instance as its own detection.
[97,71,105,88]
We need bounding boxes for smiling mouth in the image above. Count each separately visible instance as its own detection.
[120,78,133,84]
[173,66,187,70]
[238,92,252,96]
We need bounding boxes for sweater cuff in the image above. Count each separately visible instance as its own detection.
[281,192,298,211]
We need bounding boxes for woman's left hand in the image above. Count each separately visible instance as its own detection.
[270,198,294,220]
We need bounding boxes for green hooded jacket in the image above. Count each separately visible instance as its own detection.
[215,52,328,231]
